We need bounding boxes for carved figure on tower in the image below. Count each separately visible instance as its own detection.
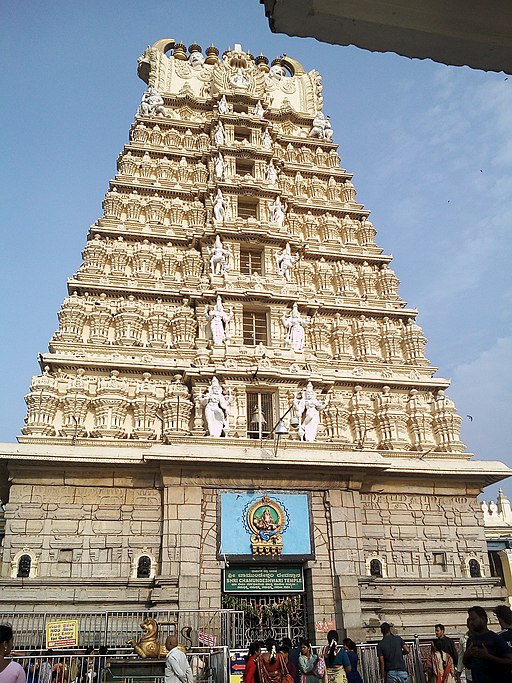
[275,242,299,281]
[211,188,228,223]
[138,87,166,116]
[200,377,232,437]
[294,382,327,441]
[254,100,265,117]
[217,94,229,114]
[282,303,310,352]
[266,159,279,185]
[309,111,333,141]
[214,152,228,180]
[205,295,233,345]
[262,128,273,150]
[214,121,225,145]
[209,235,232,276]
[269,195,287,228]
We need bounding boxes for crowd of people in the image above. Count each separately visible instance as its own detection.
[3,604,512,683]
[242,631,363,683]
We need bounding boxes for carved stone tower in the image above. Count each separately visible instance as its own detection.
[0,39,509,642]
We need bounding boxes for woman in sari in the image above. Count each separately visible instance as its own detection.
[322,631,351,683]
[258,639,286,683]
[244,642,261,683]
[431,640,456,683]
[298,641,319,683]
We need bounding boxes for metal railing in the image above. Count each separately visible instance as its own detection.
[9,650,229,683]
[0,610,244,651]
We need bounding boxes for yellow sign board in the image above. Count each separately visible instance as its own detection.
[45,620,79,649]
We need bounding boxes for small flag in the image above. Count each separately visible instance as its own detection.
[198,630,217,647]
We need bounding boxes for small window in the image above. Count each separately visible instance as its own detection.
[432,552,447,570]
[247,392,275,439]
[236,158,255,176]
[17,554,31,578]
[234,127,251,143]
[137,555,152,578]
[469,559,481,578]
[238,198,259,219]
[232,104,249,114]
[243,310,268,345]
[370,559,383,577]
[240,249,263,276]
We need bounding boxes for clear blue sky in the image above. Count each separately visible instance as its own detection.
[1,1,511,501]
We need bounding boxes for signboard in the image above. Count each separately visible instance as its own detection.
[220,492,313,558]
[229,650,247,683]
[224,566,304,593]
[45,620,79,649]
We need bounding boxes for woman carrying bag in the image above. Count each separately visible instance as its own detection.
[298,642,324,683]
[322,631,351,683]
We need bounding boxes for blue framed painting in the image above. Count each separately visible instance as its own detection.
[218,491,314,560]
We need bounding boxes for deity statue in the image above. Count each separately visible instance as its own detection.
[214,121,225,145]
[218,94,229,114]
[229,67,249,89]
[309,111,333,141]
[211,188,228,223]
[275,243,299,282]
[282,303,310,352]
[138,87,166,117]
[214,152,228,180]
[269,195,287,229]
[266,159,279,185]
[205,295,233,345]
[253,507,278,540]
[294,382,327,441]
[254,100,265,118]
[200,377,231,437]
[262,128,273,151]
[208,235,232,276]
[269,63,285,80]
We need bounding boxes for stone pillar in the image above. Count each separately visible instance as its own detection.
[327,488,364,638]
[498,549,512,605]
[161,474,203,610]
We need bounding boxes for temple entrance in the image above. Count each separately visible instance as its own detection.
[222,592,308,646]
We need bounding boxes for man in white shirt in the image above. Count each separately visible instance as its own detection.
[165,635,194,683]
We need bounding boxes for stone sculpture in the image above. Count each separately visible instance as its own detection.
[269,195,287,228]
[275,243,299,281]
[211,188,228,223]
[200,377,231,437]
[266,159,279,185]
[214,121,225,145]
[309,111,333,141]
[294,382,327,441]
[209,235,232,275]
[282,303,309,352]
[218,94,229,114]
[214,152,228,180]
[205,295,233,345]
[138,87,166,117]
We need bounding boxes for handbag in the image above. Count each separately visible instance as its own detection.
[313,656,325,679]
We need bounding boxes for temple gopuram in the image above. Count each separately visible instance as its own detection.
[0,39,510,644]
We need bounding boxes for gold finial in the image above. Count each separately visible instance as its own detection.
[205,44,219,65]
[173,42,187,60]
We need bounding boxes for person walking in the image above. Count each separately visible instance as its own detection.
[376,622,410,683]
[463,606,512,683]
[164,636,193,683]
[298,641,320,683]
[258,639,285,683]
[0,625,26,683]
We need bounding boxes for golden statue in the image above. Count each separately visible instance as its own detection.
[127,617,170,659]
